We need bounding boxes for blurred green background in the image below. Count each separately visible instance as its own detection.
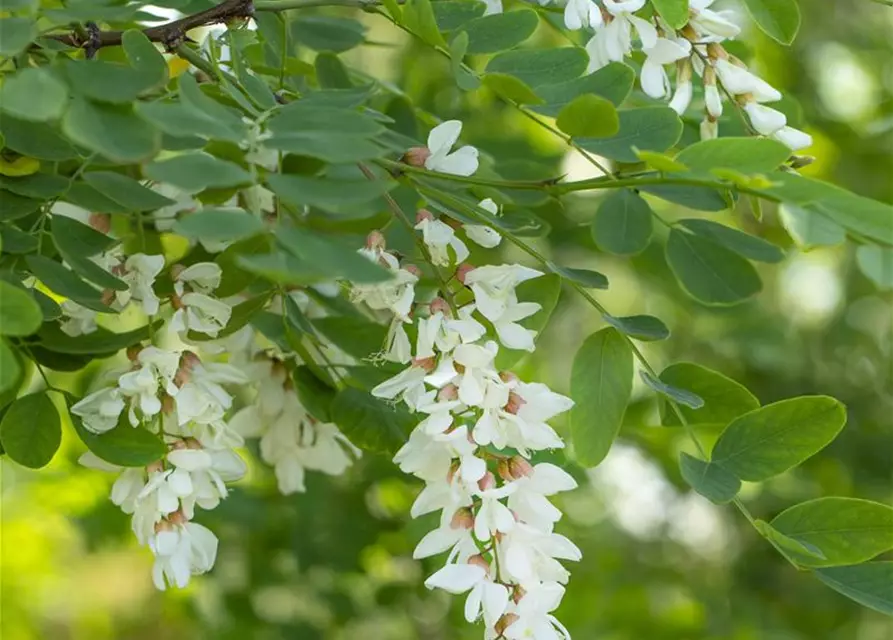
[3,1,892,638]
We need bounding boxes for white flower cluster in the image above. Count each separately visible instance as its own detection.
[358,124,581,638]
[485,0,812,152]
[75,347,248,590]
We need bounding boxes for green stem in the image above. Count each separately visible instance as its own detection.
[254,0,380,10]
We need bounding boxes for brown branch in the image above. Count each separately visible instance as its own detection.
[44,0,254,52]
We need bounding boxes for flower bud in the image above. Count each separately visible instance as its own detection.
[478,471,496,492]
[167,509,188,525]
[499,371,519,385]
[446,460,460,484]
[161,394,176,415]
[169,438,188,451]
[402,146,431,167]
[700,117,719,141]
[366,230,386,251]
[468,554,490,572]
[146,460,164,474]
[88,213,111,234]
[497,458,513,482]
[704,67,723,119]
[155,519,174,534]
[412,355,437,372]
[415,209,435,224]
[455,263,475,285]
[437,384,458,401]
[450,507,474,530]
[101,289,115,305]
[429,297,451,316]
[404,264,422,278]
[509,456,534,480]
[126,345,143,362]
[511,584,526,604]
[504,392,526,415]
[495,613,519,635]
[170,293,184,310]
[180,351,201,371]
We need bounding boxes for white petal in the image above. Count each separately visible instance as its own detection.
[432,146,480,177]
[424,563,485,594]
[426,120,463,156]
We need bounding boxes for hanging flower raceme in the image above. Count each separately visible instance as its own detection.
[170,262,232,338]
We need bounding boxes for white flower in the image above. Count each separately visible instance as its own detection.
[585,0,656,72]
[474,480,516,542]
[415,214,469,267]
[714,59,782,102]
[504,582,572,640]
[507,463,578,532]
[689,0,740,41]
[384,318,412,364]
[564,0,602,31]
[352,250,417,321]
[464,199,502,249]
[166,446,247,516]
[500,523,582,585]
[451,341,501,407]
[669,60,694,115]
[174,262,222,296]
[464,264,543,324]
[424,562,510,629]
[71,387,126,434]
[171,293,232,338]
[150,522,218,591]
[118,347,181,426]
[492,299,541,352]
[772,126,812,151]
[122,253,165,315]
[705,81,723,119]
[424,120,479,177]
[372,365,429,410]
[60,301,98,336]
[640,38,692,99]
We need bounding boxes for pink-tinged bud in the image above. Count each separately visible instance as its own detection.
[180,351,201,371]
[402,146,431,168]
[511,585,526,604]
[146,460,164,474]
[126,345,142,362]
[184,437,203,450]
[450,507,474,530]
[169,439,188,451]
[167,509,188,525]
[412,356,437,372]
[495,613,520,635]
[437,384,458,401]
[88,213,111,234]
[429,297,451,316]
[101,289,115,305]
[478,471,496,492]
[499,370,519,384]
[455,263,475,285]
[403,263,422,278]
[161,394,175,415]
[170,293,184,310]
[468,554,490,572]
[155,519,174,534]
[509,456,534,480]
[497,458,512,482]
[415,208,434,224]
[446,460,460,484]
[706,42,727,61]
[174,368,190,388]
[366,230,386,251]
[504,392,526,415]
[170,263,185,281]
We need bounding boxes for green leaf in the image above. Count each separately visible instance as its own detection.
[755,519,828,561]
[449,31,480,91]
[0,191,40,221]
[25,255,111,313]
[0,68,68,122]
[813,563,893,616]
[679,452,741,504]
[531,62,635,117]
[548,264,609,289]
[0,391,60,468]
[855,245,893,290]
[122,29,167,85]
[0,279,42,336]
[403,0,448,48]
[145,153,252,193]
[577,107,683,163]
[640,184,729,212]
[237,252,331,286]
[636,149,688,173]
[711,396,847,482]
[602,314,669,342]
[486,47,588,88]
[482,73,543,105]
[36,322,158,355]
[265,133,387,163]
[291,16,366,52]
[50,216,126,291]
[557,94,619,138]
[267,103,384,138]
[457,10,538,54]
[660,362,759,427]
[315,51,352,89]
[69,407,166,467]
[651,0,690,29]
[743,0,801,45]
[266,174,394,209]
[0,225,38,254]
[778,204,845,248]
[331,387,416,455]
[494,273,561,370]
[0,340,22,394]
[62,97,160,163]
[292,366,336,422]
[277,227,393,284]
[569,327,633,467]
[0,18,36,57]
[433,0,486,31]
[592,189,653,255]
[679,219,784,263]
[771,498,893,567]
[675,137,792,175]
[0,172,68,200]
[312,316,387,360]
[82,172,175,211]
[666,228,762,306]
[640,371,704,409]
[174,208,265,243]
[0,116,77,161]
